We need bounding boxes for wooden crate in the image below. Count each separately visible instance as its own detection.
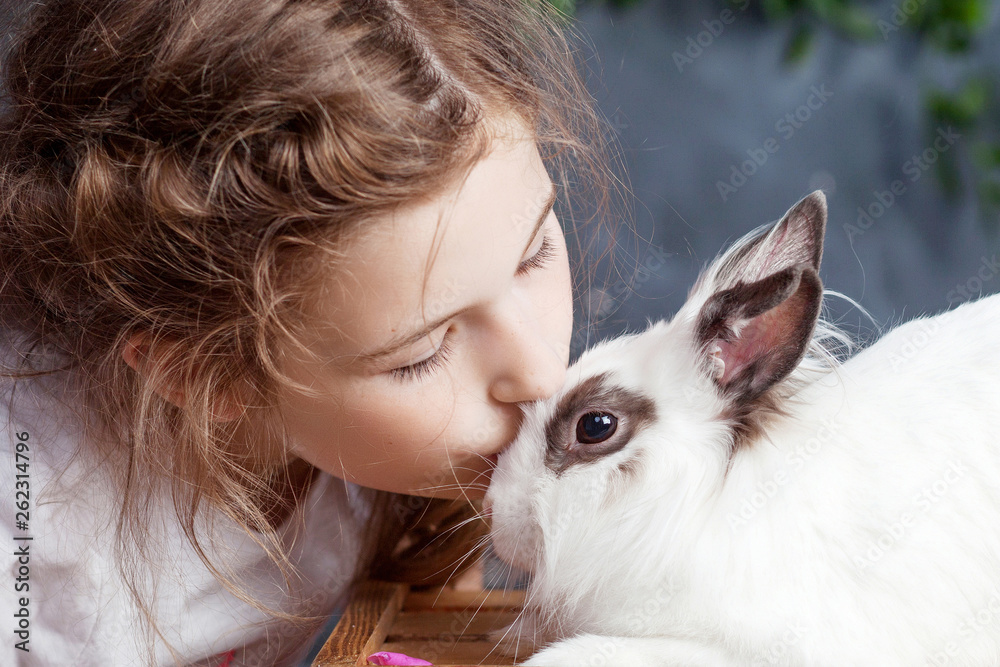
[312,579,524,666]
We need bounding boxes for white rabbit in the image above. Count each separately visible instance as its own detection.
[483,191,1000,666]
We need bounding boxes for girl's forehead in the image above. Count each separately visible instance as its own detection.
[300,127,555,361]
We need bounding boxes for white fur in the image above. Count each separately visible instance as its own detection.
[485,196,1000,666]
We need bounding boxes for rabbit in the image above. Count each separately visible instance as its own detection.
[482,190,1000,666]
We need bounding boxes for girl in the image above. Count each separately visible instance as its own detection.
[0,0,618,664]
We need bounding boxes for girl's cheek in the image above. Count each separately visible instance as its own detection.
[539,232,574,362]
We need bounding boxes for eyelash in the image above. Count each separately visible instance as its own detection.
[389,333,455,382]
[389,233,556,382]
[516,234,556,277]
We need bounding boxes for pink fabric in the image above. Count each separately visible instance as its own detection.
[367,650,433,665]
[217,649,236,667]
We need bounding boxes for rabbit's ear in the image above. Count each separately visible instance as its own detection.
[710,191,825,293]
[694,192,826,404]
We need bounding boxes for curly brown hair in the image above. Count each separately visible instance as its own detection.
[0,0,620,662]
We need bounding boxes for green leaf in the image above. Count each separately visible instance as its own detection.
[972,142,1000,170]
[934,147,963,199]
[828,4,879,40]
[544,0,576,18]
[977,179,1000,233]
[783,24,815,64]
[805,0,838,20]
[979,180,1000,207]
[763,0,800,20]
[909,0,988,53]
[927,77,990,130]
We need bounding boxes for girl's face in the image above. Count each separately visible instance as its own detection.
[275,124,573,499]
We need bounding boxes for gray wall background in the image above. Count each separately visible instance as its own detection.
[2,0,997,353]
[3,0,998,655]
[567,0,1000,359]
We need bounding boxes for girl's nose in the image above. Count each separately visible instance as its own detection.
[486,299,567,405]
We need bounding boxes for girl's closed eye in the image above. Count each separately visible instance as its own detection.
[389,332,455,382]
[516,233,556,277]
[389,232,557,382]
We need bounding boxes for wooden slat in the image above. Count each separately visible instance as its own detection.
[404,587,525,611]
[312,580,408,666]
[389,609,520,639]
[378,639,516,666]
[315,580,525,666]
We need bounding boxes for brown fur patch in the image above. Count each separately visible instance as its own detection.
[545,373,656,476]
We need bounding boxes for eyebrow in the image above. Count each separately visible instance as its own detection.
[356,183,558,363]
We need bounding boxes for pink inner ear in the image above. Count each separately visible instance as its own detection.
[716,302,797,387]
[757,223,791,278]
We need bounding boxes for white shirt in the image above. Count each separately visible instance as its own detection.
[0,335,367,666]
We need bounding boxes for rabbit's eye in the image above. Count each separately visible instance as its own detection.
[576,412,618,444]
